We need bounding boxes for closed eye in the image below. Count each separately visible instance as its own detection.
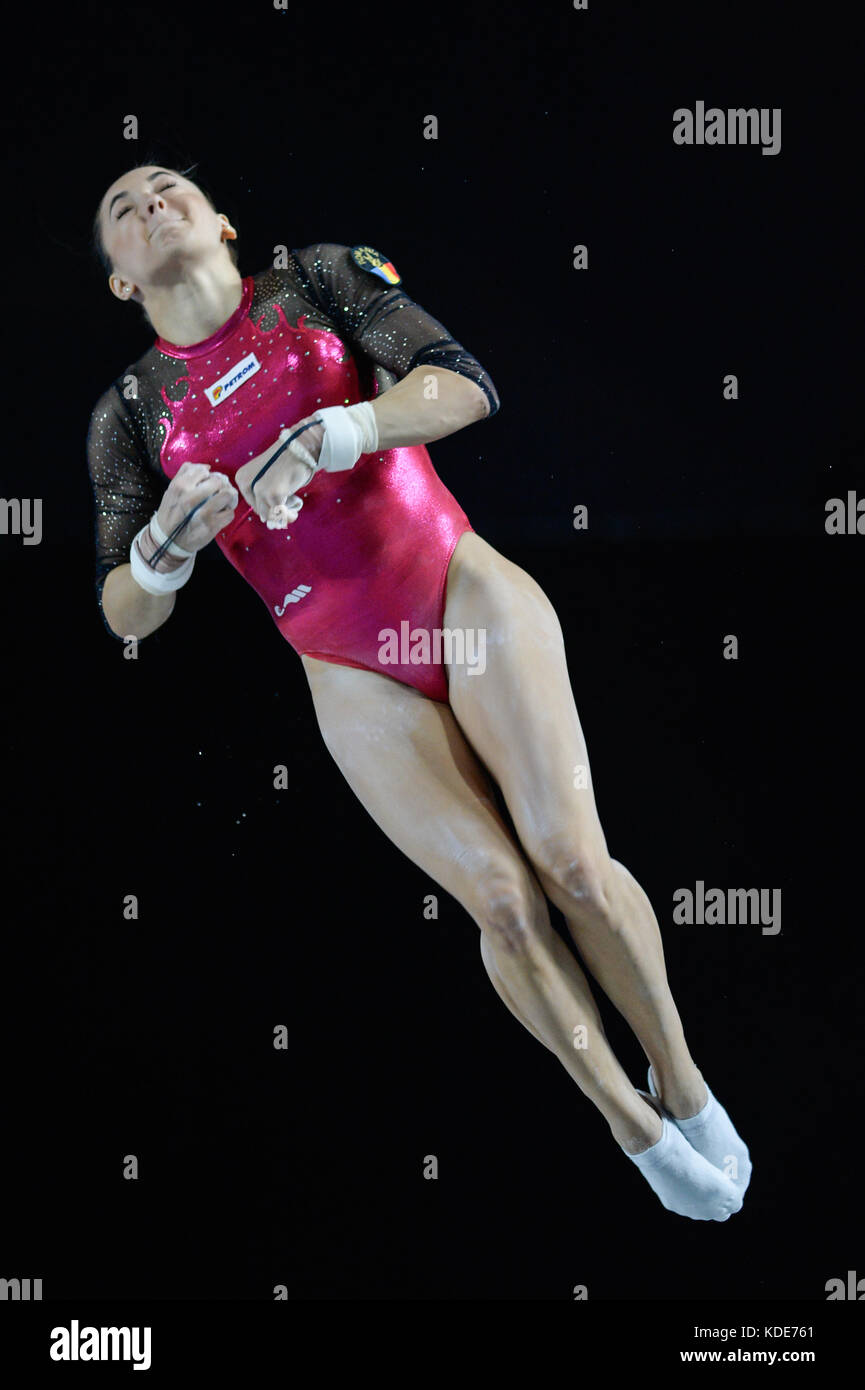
[116,182,176,219]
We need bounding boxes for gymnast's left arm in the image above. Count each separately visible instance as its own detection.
[369,363,490,450]
[289,241,501,451]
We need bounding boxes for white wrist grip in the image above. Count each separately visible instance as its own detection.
[315,401,379,472]
[129,527,195,594]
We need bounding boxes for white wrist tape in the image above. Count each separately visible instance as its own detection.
[315,401,379,472]
[129,526,195,594]
[149,509,195,558]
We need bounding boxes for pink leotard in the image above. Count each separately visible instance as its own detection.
[87,244,500,702]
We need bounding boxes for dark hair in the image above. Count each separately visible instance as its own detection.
[92,157,239,323]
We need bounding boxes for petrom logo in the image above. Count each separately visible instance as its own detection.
[204,351,261,407]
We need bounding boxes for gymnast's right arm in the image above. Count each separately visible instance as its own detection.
[86,387,237,641]
[102,556,177,639]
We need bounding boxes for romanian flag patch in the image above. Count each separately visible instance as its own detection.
[350,245,401,285]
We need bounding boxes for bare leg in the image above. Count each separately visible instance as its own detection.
[478,873,706,1114]
[550,858,708,1118]
[301,655,743,1221]
[301,654,661,1153]
[479,930,553,1050]
[471,884,663,1153]
[477,848,706,1116]
[444,533,708,1121]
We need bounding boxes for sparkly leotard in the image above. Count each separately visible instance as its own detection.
[87,243,499,702]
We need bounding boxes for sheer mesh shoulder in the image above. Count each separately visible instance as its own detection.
[86,382,164,639]
[288,242,500,417]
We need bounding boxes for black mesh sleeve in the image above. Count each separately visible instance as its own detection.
[289,242,500,417]
[86,383,164,639]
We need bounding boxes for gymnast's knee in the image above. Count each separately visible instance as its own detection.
[529,837,616,925]
[473,874,547,958]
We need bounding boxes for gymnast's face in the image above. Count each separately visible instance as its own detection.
[100,166,227,300]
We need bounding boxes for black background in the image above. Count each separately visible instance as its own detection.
[0,0,862,1329]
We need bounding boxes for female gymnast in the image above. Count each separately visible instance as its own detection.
[88,163,752,1221]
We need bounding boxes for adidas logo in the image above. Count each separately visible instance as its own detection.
[274,584,311,616]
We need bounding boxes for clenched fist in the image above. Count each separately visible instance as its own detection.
[155,461,239,553]
[234,414,326,528]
